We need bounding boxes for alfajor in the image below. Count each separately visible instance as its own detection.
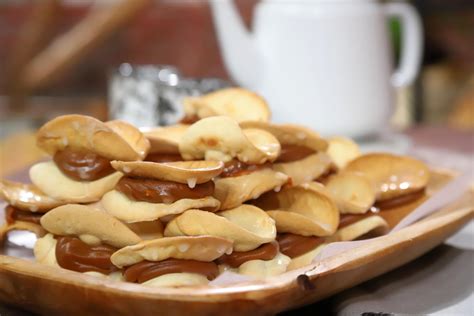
[254,182,388,270]
[179,116,289,210]
[30,115,150,203]
[111,236,233,287]
[240,121,332,185]
[254,183,339,270]
[34,204,141,278]
[101,160,223,223]
[142,124,188,163]
[181,88,271,124]
[164,205,291,278]
[319,153,429,229]
[0,180,65,241]
[283,213,388,270]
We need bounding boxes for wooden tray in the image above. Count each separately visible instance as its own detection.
[0,171,472,315]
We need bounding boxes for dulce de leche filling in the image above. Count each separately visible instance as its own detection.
[374,189,426,210]
[315,168,337,184]
[145,153,183,163]
[216,242,279,268]
[277,234,325,258]
[339,189,427,230]
[180,114,200,124]
[116,177,214,204]
[124,259,219,283]
[220,160,271,178]
[275,144,316,163]
[54,149,114,181]
[5,205,43,225]
[55,236,118,274]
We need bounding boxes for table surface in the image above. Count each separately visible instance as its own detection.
[0,125,472,315]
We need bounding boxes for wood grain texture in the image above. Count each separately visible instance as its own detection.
[21,0,151,92]
[0,171,472,315]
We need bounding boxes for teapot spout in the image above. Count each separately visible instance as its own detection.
[209,0,261,89]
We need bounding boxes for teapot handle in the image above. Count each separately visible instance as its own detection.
[384,2,423,88]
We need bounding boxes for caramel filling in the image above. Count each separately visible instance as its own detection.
[145,153,183,163]
[276,144,316,163]
[5,205,43,225]
[180,114,200,124]
[54,149,114,181]
[124,259,219,283]
[116,177,214,204]
[220,160,271,178]
[315,168,336,184]
[277,234,325,258]
[337,213,371,229]
[55,236,117,274]
[374,189,426,210]
[216,242,279,268]
[339,189,427,230]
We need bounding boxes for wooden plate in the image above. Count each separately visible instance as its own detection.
[0,170,472,315]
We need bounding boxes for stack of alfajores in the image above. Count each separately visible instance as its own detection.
[0,88,430,287]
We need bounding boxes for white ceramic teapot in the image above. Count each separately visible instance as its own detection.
[209,0,422,138]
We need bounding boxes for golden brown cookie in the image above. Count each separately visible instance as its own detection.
[345,153,430,201]
[325,172,376,214]
[239,121,328,152]
[326,137,360,169]
[179,116,280,164]
[111,160,223,185]
[213,168,289,210]
[40,204,141,248]
[29,161,123,203]
[143,124,189,154]
[101,190,220,223]
[36,114,149,161]
[273,152,332,186]
[254,184,339,237]
[183,88,271,123]
[0,179,64,212]
[164,205,276,252]
[111,236,233,268]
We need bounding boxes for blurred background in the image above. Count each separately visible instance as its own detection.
[0,0,473,176]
